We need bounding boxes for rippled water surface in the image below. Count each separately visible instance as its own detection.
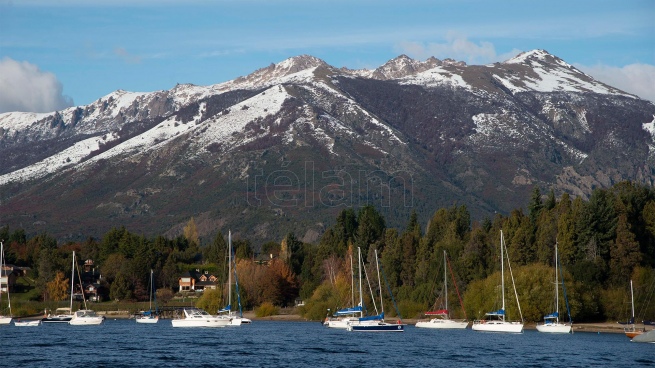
[2,320,653,367]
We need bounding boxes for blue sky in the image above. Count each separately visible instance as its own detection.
[0,0,653,112]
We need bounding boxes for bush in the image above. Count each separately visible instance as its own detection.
[255,302,279,317]
[398,300,428,319]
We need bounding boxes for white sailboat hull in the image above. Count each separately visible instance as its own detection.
[325,317,358,329]
[0,316,13,325]
[69,310,103,325]
[472,321,523,333]
[69,317,104,325]
[536,323,571,333]
[15,320,41,326]
[415,318,468,329]
[224,316,242,326]
[135,316,159,324]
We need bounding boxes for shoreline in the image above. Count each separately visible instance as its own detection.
[246,314,639,334]
[30,310,639,334]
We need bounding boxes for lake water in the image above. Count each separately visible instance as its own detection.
[1,320,652,367]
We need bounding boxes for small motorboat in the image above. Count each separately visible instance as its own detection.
[15,319,42,327]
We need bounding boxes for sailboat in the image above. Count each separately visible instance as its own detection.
[43,259,75,323]
[325,252,363,329]
[416,250,468,329]
[136,269,159,324]
[0,240,13,325]
[472,230,524,333]
[69,251,104,326]
[217,231,250,326]
[347,248,405,332]
[622,280,645,338]
[536,240,572,333]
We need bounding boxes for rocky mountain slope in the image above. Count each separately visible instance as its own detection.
[1,49,654,243]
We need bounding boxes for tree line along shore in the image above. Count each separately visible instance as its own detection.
[1,181,654,326]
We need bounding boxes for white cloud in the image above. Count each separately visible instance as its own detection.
[0,58,73,113]
[395,32,521,65]
[577,63,655,103]
[114,47,142,64]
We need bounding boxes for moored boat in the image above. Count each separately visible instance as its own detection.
[346,248,405,332]
[14,319,41,327]
[325,252,361,329]
[536,241,572,334]
[416,251,468,330]
[472,230,524,333]
[217,231,249,326]
[622,280,643,339]
[69,309,104,325]
[136,269,159,324]
[42,307,74,323]
[67,251,103,326]
[0,241,13,325]
[171,308,230,328]
[632,329,655,343]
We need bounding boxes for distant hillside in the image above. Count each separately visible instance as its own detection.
[1,49,654,243]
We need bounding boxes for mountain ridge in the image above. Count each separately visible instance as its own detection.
[0,49,653,244]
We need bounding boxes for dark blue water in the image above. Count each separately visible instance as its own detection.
[1,320,652,367]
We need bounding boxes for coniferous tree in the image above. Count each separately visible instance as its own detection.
[528,186,544,225]
[610,213,642,285]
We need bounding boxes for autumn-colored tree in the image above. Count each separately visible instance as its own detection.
[183,217,199,246]
[196,289,222,312]
[46,271,69,301]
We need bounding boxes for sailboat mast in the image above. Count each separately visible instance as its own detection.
[375,249,383,316]
[444,250,448,312]
[228,231,232,309]
[70,251,75,311]
[149,269,153,311]
[358,247,363,318]
[555,241,559,324]
[630,279,635,322]
[350,253,354,308]
[0,241,4,309]
[501,230,505,319]
[0,241,3,306]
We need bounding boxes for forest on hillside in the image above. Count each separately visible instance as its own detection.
[1,181,654,323]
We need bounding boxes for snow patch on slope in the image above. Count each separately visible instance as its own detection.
[642,115,655,155]
[0,111,49,133]
[400,66,470,89]
[192,85,292,150]
[0,133,116,185]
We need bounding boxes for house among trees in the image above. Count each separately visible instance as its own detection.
[1,264,29,293]
[0,265,17,293]
[178,269,219,292]
[79,259,107,302]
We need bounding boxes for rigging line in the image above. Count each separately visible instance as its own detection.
[558,250,572,323]
[362,256,379,315]
[232,253,243,316]
[504,238,523,322]
[379,258,403,322]
[636,277,655,321]
[74,255,88,311]
[446,253,468,320]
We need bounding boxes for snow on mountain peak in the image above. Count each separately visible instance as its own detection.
[276,55,327,73]
[503,49,574,69]
[495,49,634,98]
[372,54,448,80]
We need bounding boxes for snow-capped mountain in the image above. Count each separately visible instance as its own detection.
[1,49,653,242]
